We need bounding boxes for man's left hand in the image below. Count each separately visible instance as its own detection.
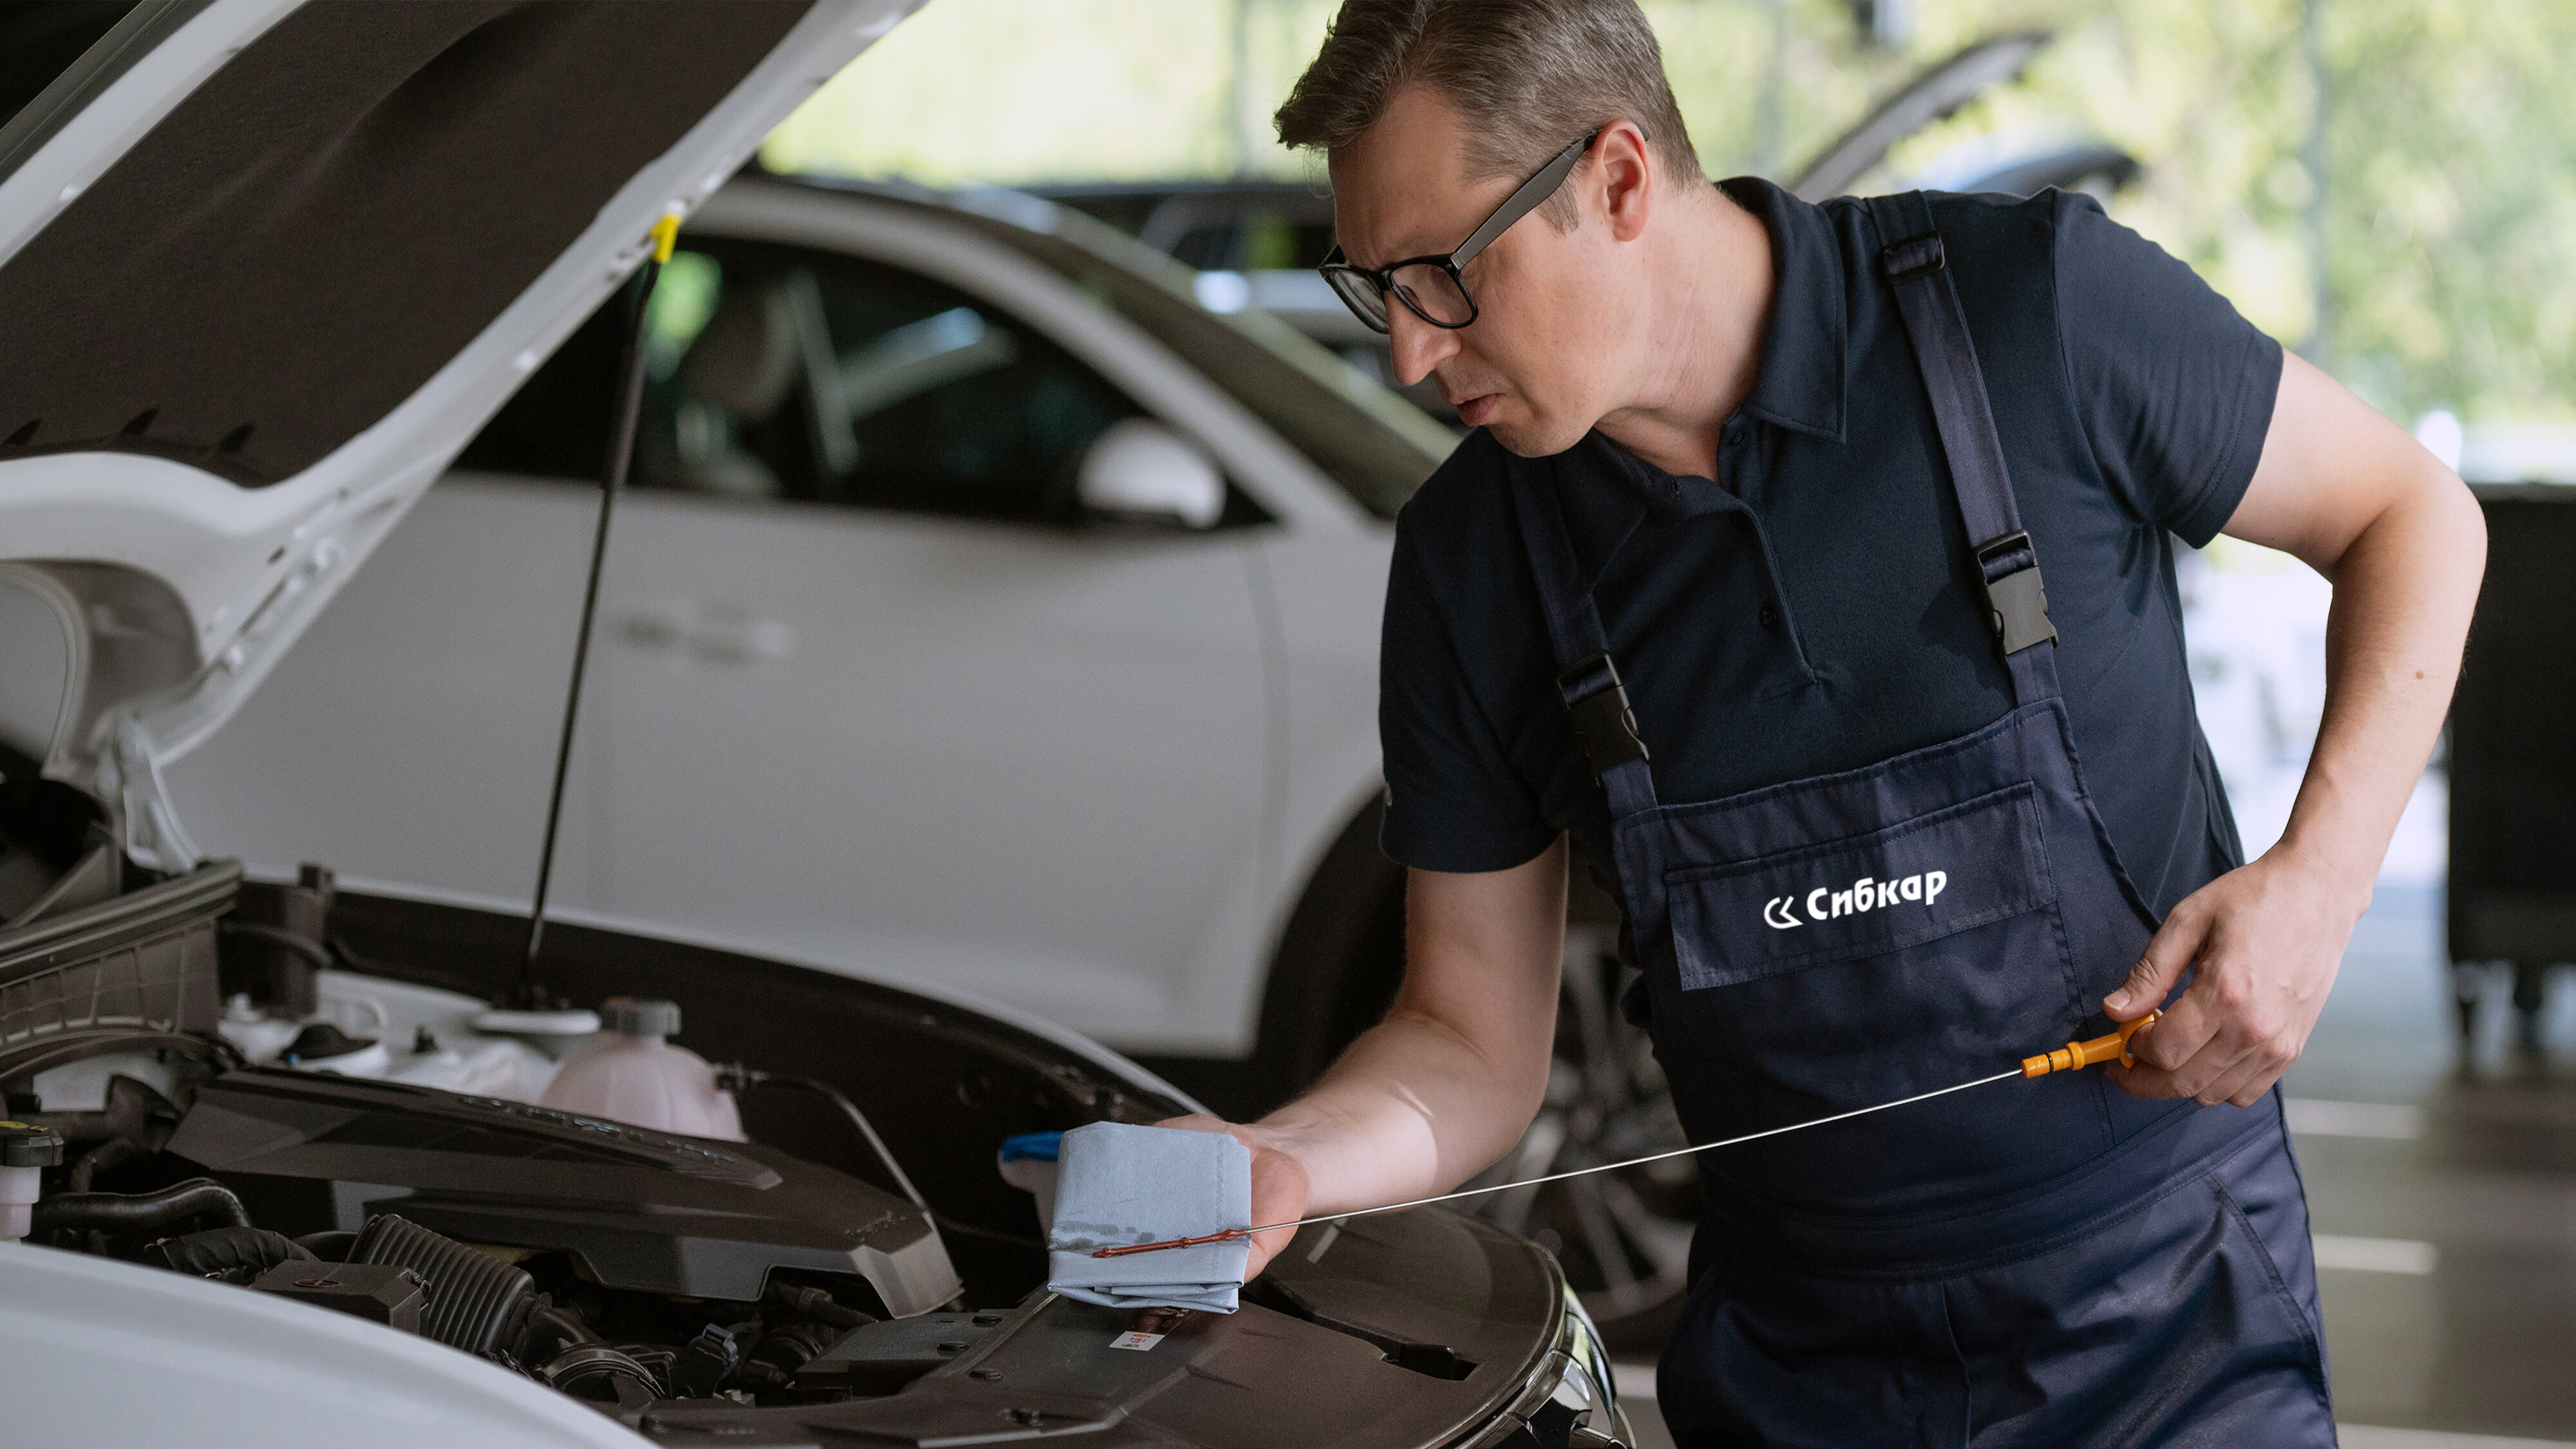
[2102,847,2369,1106]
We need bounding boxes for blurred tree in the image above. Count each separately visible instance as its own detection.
[1880,0,2576,425]
[761,0,2574,426]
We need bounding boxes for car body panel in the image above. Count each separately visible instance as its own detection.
[0,12,1621,1446]
[0,0,920,860]
[1,1242,655,1449]
[168,184,1417,1059]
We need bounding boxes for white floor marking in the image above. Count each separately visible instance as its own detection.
[2313,1234,2439,1274]
[2285,1097,2425,1139]
[1622,1363,2576,1447]
[2338,1427,2576,1449]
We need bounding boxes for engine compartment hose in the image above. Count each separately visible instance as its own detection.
[68,1137,139,1193]
[767,1280,876,1329]
[32,1177,251,1237]
[144,1225,316,1284]
[721,1068,927,1209]
[539,1343,664,1408]
[349,1213,535,1356]
[294,1228,358,1260]
[735,1319,840,1392]
[525,1300,602,1359]
[216,919,337,972]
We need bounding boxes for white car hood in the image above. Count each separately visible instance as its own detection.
[0,0,919,868]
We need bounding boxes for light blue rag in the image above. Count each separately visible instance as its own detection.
[1043,1121,1251,1313]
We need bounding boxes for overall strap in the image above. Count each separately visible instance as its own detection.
[1865,191,2062,707]
[1506,465,1660,820]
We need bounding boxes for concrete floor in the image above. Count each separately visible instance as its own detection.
[1607,875,2576,1448]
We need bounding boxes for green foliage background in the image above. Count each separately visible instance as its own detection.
[762,0,2574,426]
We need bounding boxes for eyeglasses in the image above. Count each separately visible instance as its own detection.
[1319,131,1598,335]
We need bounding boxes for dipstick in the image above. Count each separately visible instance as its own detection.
[2020,1009,2161,1077]
[1090,1011,2161,1259]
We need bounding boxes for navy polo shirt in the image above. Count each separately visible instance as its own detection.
[1378,178,2284,920]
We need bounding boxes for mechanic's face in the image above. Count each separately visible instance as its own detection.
[1329,88,1640,457]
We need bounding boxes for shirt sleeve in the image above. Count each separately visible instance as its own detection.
[1376,516,1558,874]
[2052,193,2284,548]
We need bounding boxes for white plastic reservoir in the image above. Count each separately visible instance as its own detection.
[536,998,743,1141]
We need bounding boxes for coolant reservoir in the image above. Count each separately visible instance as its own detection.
[536,998,743,1141]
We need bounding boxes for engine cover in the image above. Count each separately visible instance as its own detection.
[166,1068,959,1315]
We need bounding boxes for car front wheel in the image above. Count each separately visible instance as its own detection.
[1464,922,1699,1354]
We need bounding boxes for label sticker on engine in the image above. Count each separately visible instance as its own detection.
[1109,1332,1165,1352]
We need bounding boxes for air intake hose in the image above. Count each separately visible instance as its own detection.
[348,1213,534,1356]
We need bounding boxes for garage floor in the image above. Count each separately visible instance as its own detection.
[1609,875,2576,1448]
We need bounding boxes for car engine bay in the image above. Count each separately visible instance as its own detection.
[1,857,1017,1416]
[0,771,1613,1448]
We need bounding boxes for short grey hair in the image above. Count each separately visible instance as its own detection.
[1274,0,1703,231]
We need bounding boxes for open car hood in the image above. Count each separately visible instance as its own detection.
[0,0,919,867]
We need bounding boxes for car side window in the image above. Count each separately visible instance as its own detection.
[460,238,1148,527]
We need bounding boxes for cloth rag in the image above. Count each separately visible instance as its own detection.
[1044,1121,1251,1313]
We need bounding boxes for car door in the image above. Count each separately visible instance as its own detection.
[575,234,1271,1041]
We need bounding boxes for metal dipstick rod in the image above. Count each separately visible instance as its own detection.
[1094,1012,2158,1258]
[517,214,682,1000]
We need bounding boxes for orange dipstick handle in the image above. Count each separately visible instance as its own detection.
[2021,1009,2160,1077]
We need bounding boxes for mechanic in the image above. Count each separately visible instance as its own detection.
[1162,1,2486,1443]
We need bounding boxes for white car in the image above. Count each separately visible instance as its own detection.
[168,174,1444,1094]
[147,19,2155,1350]
[162,160,1708,1342]
[0,3,1633,1446]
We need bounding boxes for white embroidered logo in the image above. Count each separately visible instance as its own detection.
[1763,870,1949,931]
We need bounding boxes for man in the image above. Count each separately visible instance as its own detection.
[1163,2,2485,1442]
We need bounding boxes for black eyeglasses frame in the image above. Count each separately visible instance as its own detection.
[1318,131,1602,336]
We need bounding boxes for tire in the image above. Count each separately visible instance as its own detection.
[1461,905,1698,1355]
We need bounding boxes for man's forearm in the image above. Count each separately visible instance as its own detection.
[1243,840,1569,1219]
[2272,470,2485,889]
[1251,1003,1551,1217]
[2099,355,2481,1104]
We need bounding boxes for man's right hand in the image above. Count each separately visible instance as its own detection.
[1153,837,1571,1286]
[1153,1115,1313,1278]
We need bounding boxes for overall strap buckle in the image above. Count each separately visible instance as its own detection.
[1879,231,1946,285]
[1557,652,1650,776]
[1974,530,2058,654]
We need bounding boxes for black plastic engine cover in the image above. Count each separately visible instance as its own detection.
[634,1208,1595,1449]
[166,1068,960,1312]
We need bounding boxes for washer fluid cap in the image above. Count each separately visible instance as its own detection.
[600,997,682,1038]
[0,1122,55,1243]
[0,1121,64,1168]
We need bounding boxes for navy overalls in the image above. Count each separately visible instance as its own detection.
[1511,194,2335,1446]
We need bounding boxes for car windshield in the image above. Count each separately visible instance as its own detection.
[860,184,1454,521]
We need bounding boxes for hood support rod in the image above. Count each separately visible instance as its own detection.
[518,215,681,1001]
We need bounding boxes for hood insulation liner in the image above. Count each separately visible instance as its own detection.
[0,0,810,487]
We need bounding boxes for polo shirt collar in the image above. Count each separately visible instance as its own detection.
[1718,176,1848,444]
[1548,178,1850,587]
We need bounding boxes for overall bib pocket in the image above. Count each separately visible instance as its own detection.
[1665,782,2056,992]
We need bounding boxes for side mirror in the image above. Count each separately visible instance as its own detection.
[1075,419,1225,529]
